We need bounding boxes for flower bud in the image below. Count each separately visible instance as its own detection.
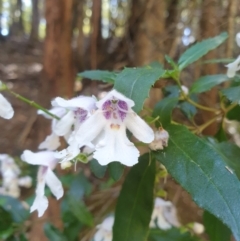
[181,85,189,95]
[236,33,240,47]
[192,222,205,234]
[61,161,72,169]
[149,127,169,151]
[18,176,32,188]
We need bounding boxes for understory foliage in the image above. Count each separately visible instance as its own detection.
[1,32,240,241]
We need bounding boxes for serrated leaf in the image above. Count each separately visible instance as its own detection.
[190,75,228,93]
[153,97,178,126]
[148,228,201,241]
[78,70,117,83]
[0,195,29,223]
[206,140,240,179]
[108,162,124,181]
[154,125,240,241]
[178,32,228,70]
[89,159,107,178]
[114,66,165,113]
[112,154,156,241]
[44,223,67,241]
[67,196,93,227]
[203,211,231,241]
[221,86,240,103]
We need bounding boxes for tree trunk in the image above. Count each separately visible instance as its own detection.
[128,0,166,109]
[199,0,219,135]
[130,0,165,66]
[43,0,74,98]
[29,0,40,43]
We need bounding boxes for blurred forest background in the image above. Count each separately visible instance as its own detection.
[0,0,240,240]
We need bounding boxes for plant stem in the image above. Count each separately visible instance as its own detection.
[9,90,60,120]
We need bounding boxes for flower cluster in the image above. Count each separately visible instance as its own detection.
[18,89,154,217]
[226,32,240,78]
[56,89,154,167]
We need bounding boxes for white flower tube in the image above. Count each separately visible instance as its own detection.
[226,55,240,78]
[0,94,14,119]
[75,89,154,166]
[21,150,63,217]
[150,198,180,229]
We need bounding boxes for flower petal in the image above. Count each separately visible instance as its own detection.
[226,55,240,78]
[52,96,96,111]
[97,89,134,109]
[55,143,80,162]
[53,111,75,136]
[125,112,154,143]
[0,94,14,119]
[45,168,63,200]
[75,110,106,146]
[21,150,57,167]
[94,125,139,166]
[38,133,60,151]
[30,178,48,217]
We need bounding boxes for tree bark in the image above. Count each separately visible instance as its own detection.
[43,0,74,98]
[29,0,40,43]
[199,0,219,135]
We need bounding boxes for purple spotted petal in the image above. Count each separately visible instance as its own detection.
[102,100,112,120]
[118,100,128,121]
[74,108,88,123]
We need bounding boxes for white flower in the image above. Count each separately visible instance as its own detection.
[93,216,114,241]
[38,107,67,151]
[149,127,169,151]
[21,150,63,217]
[0,93,14,119]
[150,198,180,229]
[52,96,96,136]
[18,176,32,188]
[226,55,240,78]
[0,154,21,197]
[75,89,154,166]
[236,33,240,47]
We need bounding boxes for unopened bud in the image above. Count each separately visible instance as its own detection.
[61,161,72,169]
[149,127,169,151]
[192,222,205,234]
[181,85,189,95]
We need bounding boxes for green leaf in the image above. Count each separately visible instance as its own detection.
[178,32,228,70]
[207,140,240,179]
[221,86,240,103]
[108,162,124,181]
[0,207,13,232]
[0,195,29,223]
[44,223,67,241]
[227,104,240,121]
[148,228,201,241]
[203,211,231,241]
[154,125,240,241]
[153,97,178,126]
[178,101,197,119]
[89,159,107,178]
[67,196,93,226]
[165,55,178,69]
[112,154,156,241]
[78,70,117,83]
[68,172,92,199]
[114,65,165,113]
[190,75,228,93]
